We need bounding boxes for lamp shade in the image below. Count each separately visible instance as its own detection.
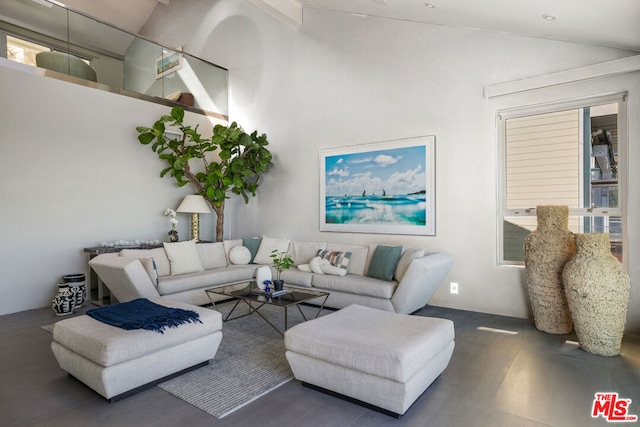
[176,195,211,214]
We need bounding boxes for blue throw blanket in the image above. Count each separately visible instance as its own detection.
[86,298,201,334]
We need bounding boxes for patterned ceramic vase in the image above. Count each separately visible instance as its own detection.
[64,274,86,307]
[51,283,76,316]
[563,233,630,356]
[524,205,575,334]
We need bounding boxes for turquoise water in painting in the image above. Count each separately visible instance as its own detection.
[325,194,426,225]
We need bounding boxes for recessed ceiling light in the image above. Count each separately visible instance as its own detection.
[425,2,436,8]
[542,14,557,21]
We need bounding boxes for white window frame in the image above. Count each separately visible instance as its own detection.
[497,92,628,267]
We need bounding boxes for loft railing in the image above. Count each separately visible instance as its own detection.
[0,0,228,120]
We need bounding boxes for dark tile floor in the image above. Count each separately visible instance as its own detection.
[1,304,638,427]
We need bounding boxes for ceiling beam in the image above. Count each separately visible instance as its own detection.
[245,0,302,29]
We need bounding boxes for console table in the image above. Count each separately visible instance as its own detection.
[84,245,162,306]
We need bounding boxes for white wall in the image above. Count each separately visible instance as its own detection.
[142,0,640,332]
[0,60,221,315]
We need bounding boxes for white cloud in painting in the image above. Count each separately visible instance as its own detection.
[374,154,401,167]
[328,166,350,177]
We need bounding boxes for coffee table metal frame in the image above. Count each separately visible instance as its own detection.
[206,282,329,336]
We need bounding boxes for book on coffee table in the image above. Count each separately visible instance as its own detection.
[251,289,288,297]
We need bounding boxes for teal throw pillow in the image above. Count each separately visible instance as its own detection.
[367,245,403,281]
[242,237,262,264]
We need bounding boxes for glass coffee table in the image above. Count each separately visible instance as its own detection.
[206,282,329,336]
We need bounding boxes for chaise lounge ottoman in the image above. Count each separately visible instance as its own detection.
[284,304,454,417]
[51,299,222,401]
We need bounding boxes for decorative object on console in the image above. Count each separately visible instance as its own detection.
[137,106,272,242]
[270,250,294,291]
[51,282,75,316]
[177,195,212,241]
[563,233,630,356]
[63,273,86,307]
[319,135,436,236]
[524,205,575,334]
[164,208,179,242]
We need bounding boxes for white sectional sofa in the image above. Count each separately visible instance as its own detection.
[88,236,454,314]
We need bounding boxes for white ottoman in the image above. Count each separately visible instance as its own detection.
[284,304,454,417]
[51,299,223,402]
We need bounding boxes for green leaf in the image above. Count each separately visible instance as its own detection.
[171,106,185,123]
[138,133,155,145]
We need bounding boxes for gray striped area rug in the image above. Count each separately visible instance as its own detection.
[158,302,328,418]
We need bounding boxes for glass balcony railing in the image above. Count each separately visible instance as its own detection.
[0,0,228,119]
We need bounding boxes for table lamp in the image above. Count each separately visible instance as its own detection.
[176,195,211,241]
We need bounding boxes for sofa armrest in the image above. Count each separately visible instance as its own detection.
[391,252,454,314]
[88,253,161,302]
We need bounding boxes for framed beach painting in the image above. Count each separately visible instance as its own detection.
[319,136,436,236]
[154,50,183,79]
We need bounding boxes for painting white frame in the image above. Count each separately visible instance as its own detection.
[319,135,436,236]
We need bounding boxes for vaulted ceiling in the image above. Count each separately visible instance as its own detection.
[55,0,640,52]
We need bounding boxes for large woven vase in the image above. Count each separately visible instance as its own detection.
[563,233,630,356]
[524,205,575,334]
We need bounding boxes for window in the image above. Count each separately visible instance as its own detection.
[6,35,50,67]
[498,94,626,265]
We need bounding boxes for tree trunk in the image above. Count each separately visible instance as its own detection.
[212,201,225,242]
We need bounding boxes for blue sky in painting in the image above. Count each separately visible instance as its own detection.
[325,145,426,197]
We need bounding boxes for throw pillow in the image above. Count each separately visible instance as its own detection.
[320,262,347,276]
[139,257,159,287]
[309,256,329,274]
[394,248,426,282]
[325,244,368,275]
[197,242,228,270]
[317,250,351,270]
[253,236,292,265]
[297,264,312,273]
[242,237,262,264]
[163,240,205,276]
[367,245,403,281]
[229,245,251,265]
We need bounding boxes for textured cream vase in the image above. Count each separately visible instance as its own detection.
[563,233,630,356]
[524,205,575,334]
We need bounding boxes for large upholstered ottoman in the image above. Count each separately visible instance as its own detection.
[284,304,454,417]
[51,299,222,401]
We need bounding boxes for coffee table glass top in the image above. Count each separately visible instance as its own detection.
[206,282,328,307]
[205,282,329,336]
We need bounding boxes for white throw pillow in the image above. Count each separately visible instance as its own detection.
[288,241,327,265]
[253,236,292,265]
[163,240,205,276]
[309,256,329,274]
[320,262,347,276]
[297,264,312,273]
[229,245,251,265]
[139,257,159,287]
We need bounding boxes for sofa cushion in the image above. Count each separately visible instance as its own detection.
[157,265,256,295]
[163,240,205,276]
[242,237,262,263]
[394,248,425,282]
[120,248,171,277]
[317,250,351,271]
[312,274,397,299]
[253,236,291,265]
[229,246,251,265]
[197,242,227,270]
[367,245,403,281]
[288,241,327,266]
[281,268,314,287]
[325,244,369,275]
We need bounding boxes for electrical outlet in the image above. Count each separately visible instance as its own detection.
[450,282,459,294]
